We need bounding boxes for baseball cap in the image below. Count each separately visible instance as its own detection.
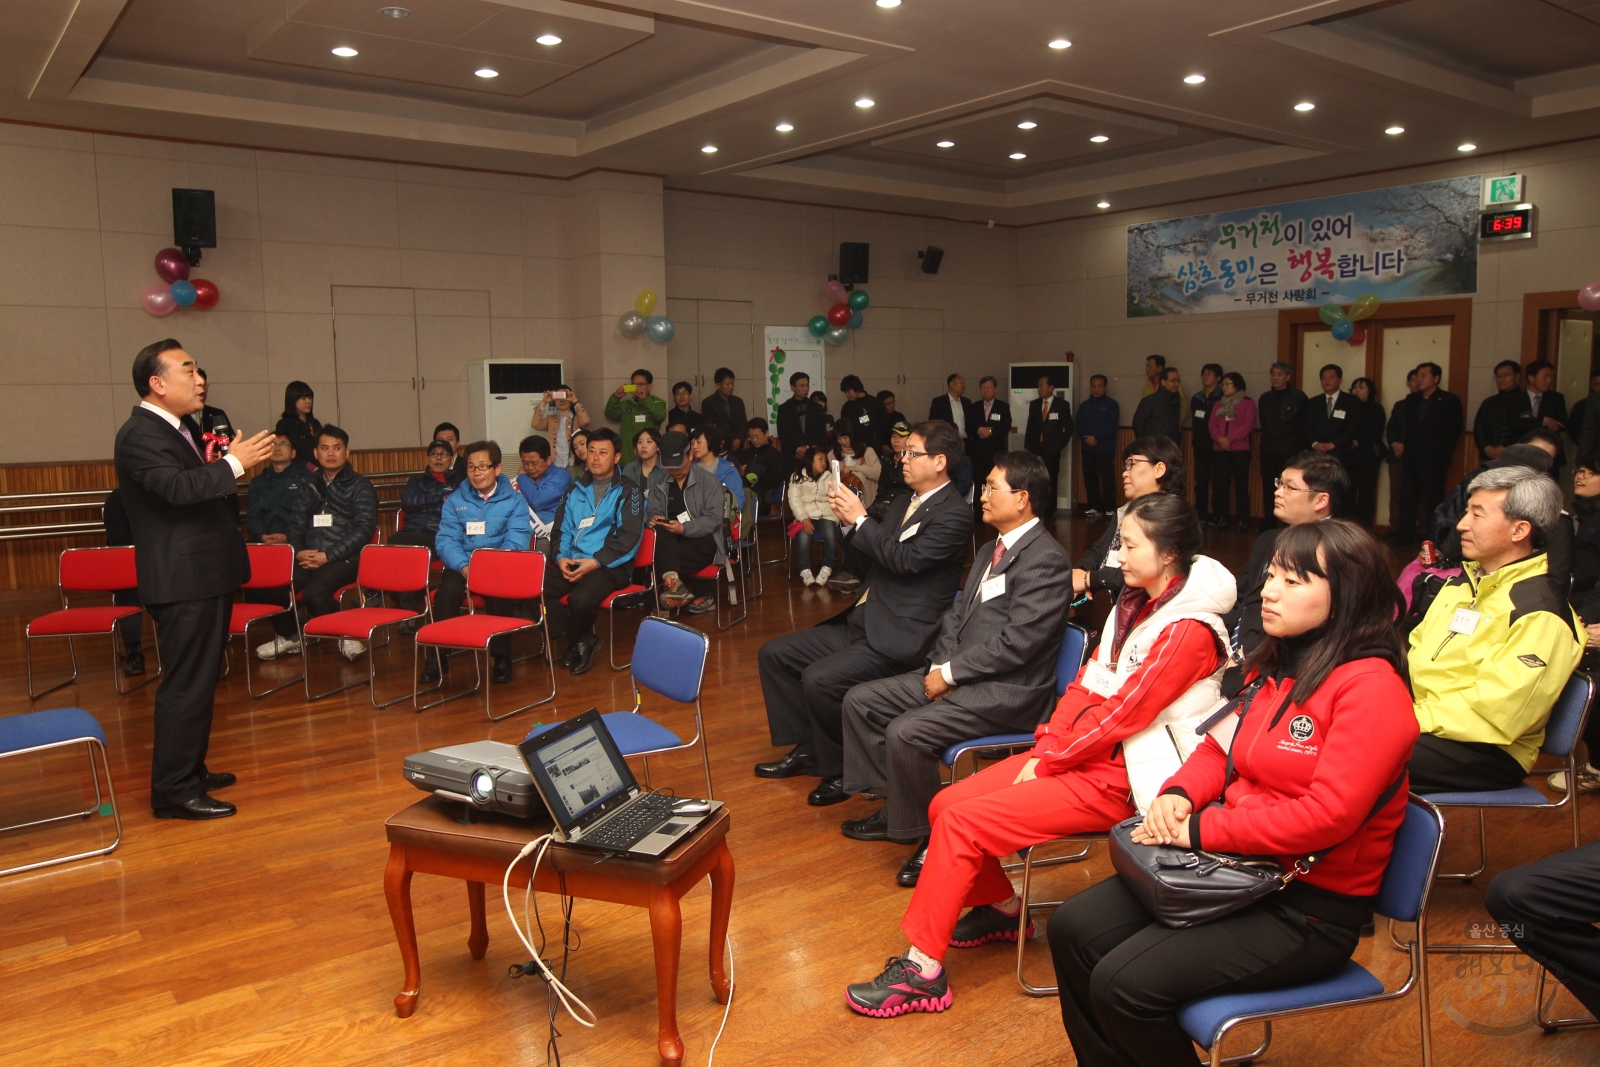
[426,438,455,455]
[890,422,912,438]
[658,431,689,466]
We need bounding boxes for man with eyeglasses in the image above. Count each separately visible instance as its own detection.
[756,422,973,810]
[421,440,533,686]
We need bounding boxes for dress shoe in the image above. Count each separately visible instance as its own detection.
[841,809,890,841]
[122,650,146,677]
[418,657,441,685]
[202,772,237,791]
[559,640,580,670]
[569,634,602,676]
[807,777,850,806]
[491,655,514,684]
[754,747,817,779]
[153,794,237,820]
[897,841,929,887]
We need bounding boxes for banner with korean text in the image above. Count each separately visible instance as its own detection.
[1126,175,1481,317]
[763,326,824,427]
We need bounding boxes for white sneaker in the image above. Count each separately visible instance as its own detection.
[338,639,367,662]
[799,568,815,586]
[816,566,833,589]
[255,635,301,660]
[1550,764,1600,794]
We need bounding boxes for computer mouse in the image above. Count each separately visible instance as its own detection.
[673,799,713,814]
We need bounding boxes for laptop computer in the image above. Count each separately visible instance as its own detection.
[517,709,720,857]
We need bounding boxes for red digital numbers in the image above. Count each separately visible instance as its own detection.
[1491,215,1524,232]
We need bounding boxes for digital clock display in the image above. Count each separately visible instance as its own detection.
[1480,205,1534,241]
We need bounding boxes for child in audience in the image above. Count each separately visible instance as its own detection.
[789,446,838,588]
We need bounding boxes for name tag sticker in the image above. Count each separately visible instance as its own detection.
[1082,660,1121,698]
[1449,608,1482,635]
[899,522,921,542]
[859,413,871,423]
[675,510,692,524]
[1048,412,1060,421]
[980,573,1006,602]
[1332,409,1347,419]
[1195,408,1206,418]
[990,412,1002,421]
[465,521,486,536]
[313,513,333,527]
[578,516,595,529]
[634,414,646,422]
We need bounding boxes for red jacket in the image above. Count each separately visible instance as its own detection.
[1162,657,1419,898]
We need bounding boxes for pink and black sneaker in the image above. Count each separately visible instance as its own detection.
[949,904,1033,948]
[845,956,952,1018]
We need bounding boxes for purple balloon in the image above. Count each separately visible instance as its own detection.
[1580,283,1600,312]
[154,247,190,283]
[142,284,177,317]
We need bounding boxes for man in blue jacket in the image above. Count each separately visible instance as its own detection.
[544,428,644,675]
[423,440,534,685]
[1076,374,1120,517]
[515,434,572,551]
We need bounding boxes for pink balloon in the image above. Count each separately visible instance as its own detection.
[142,284,177,317]
[1579,283,1600,312]
[824,279,848,304]
[154,247,190,283]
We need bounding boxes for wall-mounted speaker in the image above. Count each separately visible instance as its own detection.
[839,242,869,284]
[918,246,944,275]
[172,188,216,266]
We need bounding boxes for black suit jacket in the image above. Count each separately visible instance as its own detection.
[776,396,829,457]
[1024,397,1073,457]
[1303,390,1361,457]
[828,482,973,664]
[113,406,249,604]
[928,394,978,439]
[1505,390,1569,466]
[1389,388,1464,471]
[969,398,1013,458]
[701,393,748,440]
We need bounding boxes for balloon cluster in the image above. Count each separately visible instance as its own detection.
[1580,283,1600,312]
[141,248,219,317]
[807,279,870,346]
[617,289,675,343]
[1318,293,1381,346]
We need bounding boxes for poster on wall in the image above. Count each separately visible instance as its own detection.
[1126,175,1481,317]
[762,326,824,426]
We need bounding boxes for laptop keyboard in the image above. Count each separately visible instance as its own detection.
[582,792,679,850]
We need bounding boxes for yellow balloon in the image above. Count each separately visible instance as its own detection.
[635,289,658,316]
[1347,293,1380,322]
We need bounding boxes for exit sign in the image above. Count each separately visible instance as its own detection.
[1483,174,1524,206]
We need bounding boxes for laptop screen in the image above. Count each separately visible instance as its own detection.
[519,711,637,833]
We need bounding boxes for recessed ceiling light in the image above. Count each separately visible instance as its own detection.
[1009,152,1027,160]
[331,46,359,57]
[775,122,794,132]
[536,34,561,45]
[1385,125,1405,135]
[378,7,411,18]
[936,140,954,148]
[701,145,717,153]
[1183,74,1206,85]
[1096,200,1110,209]
[1089,134,1109,143]
[1048,39,1071,49]
[1458,142,1477,152]
[1294,101,1315,112]
[475,68,499,78]
[855,97,875,108]
[876,0,901,7]
[1017,121,1037,130]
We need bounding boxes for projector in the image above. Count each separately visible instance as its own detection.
[403,739,548,818]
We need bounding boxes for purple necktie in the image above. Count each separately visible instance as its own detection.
[991,540,1005,572]
[178,423,203,459]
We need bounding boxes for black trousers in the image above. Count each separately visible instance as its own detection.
[757,616,915,778]
[1393,460,1448,538]
[1049,875,1360,1067]
[146,595,230,807]
[387,528,437,611]
[1407,733,1527,793]
[1486,841,1600,1018]
[543,562,632,642]
[1192,446,1213,517]
[1209,451,1253,521]
[113,587,143,654]
[262,558,361,637]
[654,531,718,591]
[1349,458,1381,527]
[1082,451,1115,514]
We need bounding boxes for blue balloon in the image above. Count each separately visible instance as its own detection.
[1331,318,1354,342]
[848,310,863,329]
[645,315,675,343]
[170,280,197,307]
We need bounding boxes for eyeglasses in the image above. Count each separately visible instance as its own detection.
[1274,478,1316,494]
[466,463,496,474]
[979,485,1024,498]
[1123,457,1153,472]
[901,449,931,460]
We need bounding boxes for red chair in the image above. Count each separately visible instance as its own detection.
[413,549,555,721]
[224,544,304,698]
[687,488,746,632]
[27,548,160,700]
[301,544,432,707]
[561,526,658,671]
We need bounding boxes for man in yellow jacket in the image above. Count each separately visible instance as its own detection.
[1408,465,1582,792]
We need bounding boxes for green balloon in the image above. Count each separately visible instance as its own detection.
[1318,302,1349,326]
[774,349,786,363]
[807,315,829,337]
[848,290,869,311]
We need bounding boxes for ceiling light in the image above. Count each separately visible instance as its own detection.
[1009,152,1027,160]
[475,68,499,78]
[331,46,359,57]
[1183,74,1206,85]
[1294,102,1315,112]
[775,123,794,132]
[855,97,875,108]
[1017,121,1037,130]
[701,145,717,154]
[1096,200,1110,209]
[1385,125,1405,135]
[536,34,562,45]
[1089,134,1109,143]
[1048,39,1071,49]
[378,7,411,18]
[1458,142,1477,152]
[876,0,901,7]
[936,140,954,148]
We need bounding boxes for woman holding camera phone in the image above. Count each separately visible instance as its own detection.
[530,384,589,471]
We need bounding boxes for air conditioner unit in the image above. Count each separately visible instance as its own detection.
[467,360,565,452]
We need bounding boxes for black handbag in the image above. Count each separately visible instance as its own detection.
[1109,679,1403,929]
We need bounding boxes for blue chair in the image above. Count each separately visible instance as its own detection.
[0,708,123,878]
[526,616,714,797]
[1178,796,1445,1067]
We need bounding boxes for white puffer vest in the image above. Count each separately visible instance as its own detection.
[1089,554,1236,814]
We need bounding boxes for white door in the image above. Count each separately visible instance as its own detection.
[332,286,419,449]
[415,288,489,445]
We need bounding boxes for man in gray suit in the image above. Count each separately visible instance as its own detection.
[839,451,1074,886]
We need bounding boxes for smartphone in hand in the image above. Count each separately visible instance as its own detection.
[829,458,841,492]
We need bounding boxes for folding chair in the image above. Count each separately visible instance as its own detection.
[1536,965,1599,1032]
[0,707,123,878]
[757,484,788,568]
[301,544,431,707]
[223,544,305,698]
[26,547,161,699]
[413,549,555,721]
[738,492,764,600]
[560,526,657,672]
[689,488,747,632]
[527,615,713,797]
[1178,796,1445,1067]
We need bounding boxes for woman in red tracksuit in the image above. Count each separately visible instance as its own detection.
[845,493,1229,1018]
[1049,519,1419,1067]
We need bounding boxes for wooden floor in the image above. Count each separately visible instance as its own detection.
[1,516,1597,1067]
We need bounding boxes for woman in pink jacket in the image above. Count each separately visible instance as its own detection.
[1208,372,1257,532]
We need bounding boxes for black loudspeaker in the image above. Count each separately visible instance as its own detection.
[839,242,869,284]
[173,189,216,266]
[918,246,944,275]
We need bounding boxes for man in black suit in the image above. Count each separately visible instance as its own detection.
[838,375,890,452]
[756,421,973,804]
[701,367,748,443]
[1506,359,1569,469]
[1024,374,1073,517]
[113,339,275,820]
[1473,361,1522,464]
[776,371,829,464]
[968,374,1012,490]
[1302,363,1360,470]
[929,373,976,445]
[1387,361,1464,542]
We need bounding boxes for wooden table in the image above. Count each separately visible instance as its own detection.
[384,796,734,1066]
